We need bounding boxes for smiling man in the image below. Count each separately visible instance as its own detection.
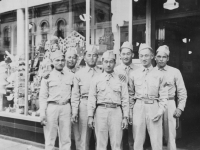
[129,43,168,150]
[114,41,140,150]
[155,45,187,150]
[64,48,79,73]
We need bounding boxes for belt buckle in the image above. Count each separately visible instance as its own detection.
[60,101,67,105]
[144,99,154,104]
[113,104,117,108]
[104,104,109,108]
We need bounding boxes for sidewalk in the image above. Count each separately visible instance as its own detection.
[0,138,43,150]
[0,137,189,150]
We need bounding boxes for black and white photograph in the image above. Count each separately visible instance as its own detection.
[0,0,199,150]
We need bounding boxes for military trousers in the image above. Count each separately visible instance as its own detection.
[74,99,92,150]
[44,103,71,150]
[163,100,176,150]
[95,106,123,150]
[132,99,163,150]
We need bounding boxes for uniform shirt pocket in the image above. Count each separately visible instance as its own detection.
[97,84,106,92]
[112,84,121,101]
[64,80,73,91]
[49,81,59,94]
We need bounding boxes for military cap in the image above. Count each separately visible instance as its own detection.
[120,41,133,51]
[85,45,98,54]
[51,50,65,60]
[102,51,115,60]
[65,48,78,57]
[156,45,170,56]
[139,43,153,53]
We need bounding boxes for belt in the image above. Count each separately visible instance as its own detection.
[81,95,88,99]
[169,97,175,100]
[48,101,69,105]
[137,98,155,104]
[97,103,121,108]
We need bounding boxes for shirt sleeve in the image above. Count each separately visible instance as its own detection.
[175,70,187,111]
[128,73,135,111]
[158,73,168,113]
[121,81,129,118]
[39,78,49,115]
[71,73,81,116]
[87,78,97,117]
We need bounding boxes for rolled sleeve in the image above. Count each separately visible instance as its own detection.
[87,78,97,117]
[39,78,49,115]
[71,74,81,116]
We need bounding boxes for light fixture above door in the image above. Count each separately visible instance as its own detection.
[163,0,179,10]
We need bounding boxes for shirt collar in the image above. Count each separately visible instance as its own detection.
[156,65,168,71]
[142,65,153,72]
[86,65,97,72]
[103,71,115,78]
[121,63,135,70]
[52,68,64,75]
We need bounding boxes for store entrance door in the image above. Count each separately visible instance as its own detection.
[156,15,200,148]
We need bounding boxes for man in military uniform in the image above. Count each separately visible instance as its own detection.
[88,51,129,150]
[115,41,140,150]
[39,51,74,150]
[129,43,168,150]
[71,45,102,150]
[155,45,187,150]
[64,48,79,73]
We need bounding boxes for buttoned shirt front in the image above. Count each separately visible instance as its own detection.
[71,65,102,115]
[39,69,74,113]
[129,65,168,112]
[155,65,187,111]
[115,63,140,111]
[88,71,129,118]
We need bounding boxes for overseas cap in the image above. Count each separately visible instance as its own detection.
[139,43,153,53]
[85,45,98,54]
[120,41,133,51]
[51,50,64,60]
[156,45,170,56]
[102,51,115,60]
[65,48,78,57]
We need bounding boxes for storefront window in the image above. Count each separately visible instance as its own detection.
[133,0,146,20]
[3,26,11,48]
[120,24,146,59]
[0,0,86,119]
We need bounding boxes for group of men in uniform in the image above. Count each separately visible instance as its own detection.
[39,41,187,150]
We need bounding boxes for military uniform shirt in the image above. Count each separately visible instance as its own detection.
[155,65,187,111]
[88,71,129,118]
[129,65,168,112]
[63,66,80,74]
[71,65,102,115]
[39,69,74,113]
[114,63,140,83]
[115,63,140,111]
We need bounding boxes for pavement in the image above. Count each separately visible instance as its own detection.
[0,138,43,150]
[0,137,190,150]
